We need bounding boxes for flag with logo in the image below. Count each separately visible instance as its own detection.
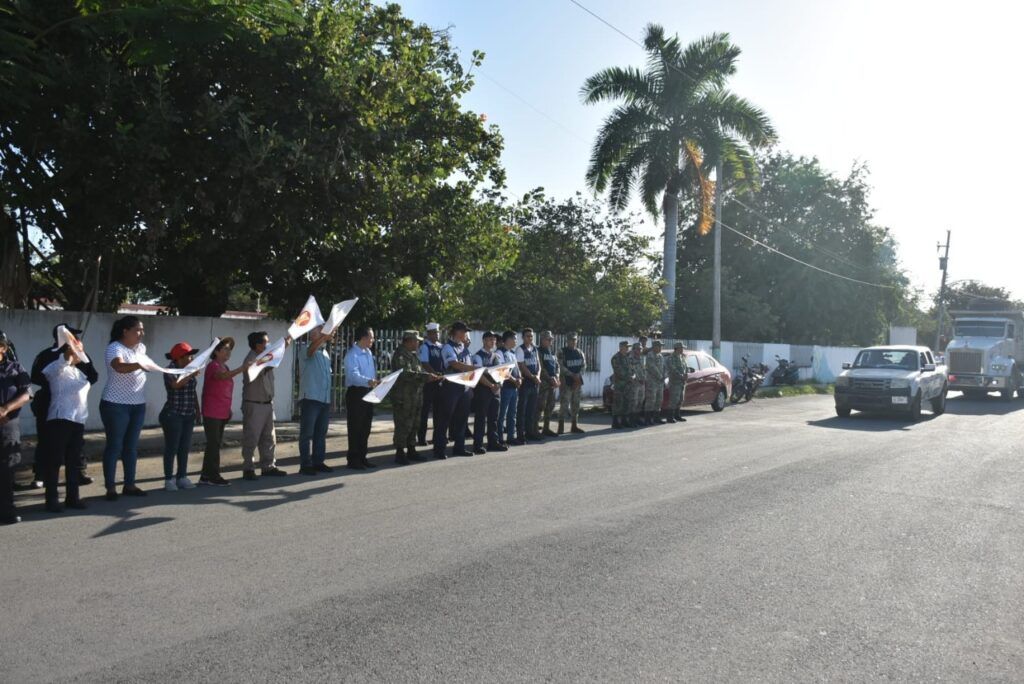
[444,366,487,388]
[321,298,358,335]
[362,369,403,404]
[246,337,288,382]
[487,362,516,383]
[287,295,325,340]
[52,325,90,364]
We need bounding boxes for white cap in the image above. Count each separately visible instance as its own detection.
[426,322,440,332]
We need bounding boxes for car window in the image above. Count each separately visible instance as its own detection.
[854,349,919,370]
[685,354,700,373]
[1009,324,1016,339]
[925,351,934,365]
[697,354,713,370]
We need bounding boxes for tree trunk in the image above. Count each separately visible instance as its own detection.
[662,192,679,334]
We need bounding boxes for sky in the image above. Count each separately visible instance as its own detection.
[393,0,1023,301]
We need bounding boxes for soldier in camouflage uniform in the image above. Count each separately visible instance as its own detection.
[666,341,689,423]
[391,330,441,465]
[644,339,667,425]
[610,341,632,429]
[557,332,586,434]
[628,342,646,428]
[536,331,561,437]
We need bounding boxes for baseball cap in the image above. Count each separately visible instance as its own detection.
[166,342,197,361]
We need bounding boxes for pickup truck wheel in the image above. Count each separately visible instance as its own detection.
[835,406,851,418]
[930,385,947,415]
[1000,387,1014,401]
[908,392,923,422]
[711,388,727,412]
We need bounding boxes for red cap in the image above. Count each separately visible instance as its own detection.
[167,342,197,361]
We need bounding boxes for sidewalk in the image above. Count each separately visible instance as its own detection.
[13,400,608,499]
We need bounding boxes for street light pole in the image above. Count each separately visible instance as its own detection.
[935,230,951,352]
[712,161,723,361]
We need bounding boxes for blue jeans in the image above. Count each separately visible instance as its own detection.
[100,401,146,489]
[299,399,330,467]
[499,386,518,443]
[159,409,195,480]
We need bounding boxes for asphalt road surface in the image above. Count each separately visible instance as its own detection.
[3,393,1024,682]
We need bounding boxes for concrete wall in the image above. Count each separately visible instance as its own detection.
[0,309,293,437]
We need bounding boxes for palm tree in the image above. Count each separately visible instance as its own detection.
[582,25,776,334]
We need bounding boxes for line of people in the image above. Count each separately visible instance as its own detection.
[0,318,671,526]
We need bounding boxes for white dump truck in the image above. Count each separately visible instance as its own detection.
[945,310,1024,400]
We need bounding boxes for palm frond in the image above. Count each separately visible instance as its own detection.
[585,103,663,192]
[675,33,739,93]
[682,140,715,235]
[580,66,659,106]
[700,89,777,148]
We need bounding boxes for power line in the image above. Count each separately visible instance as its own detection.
[476,70,589,143]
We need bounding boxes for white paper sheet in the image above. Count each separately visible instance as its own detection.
[51,325,90,364]
[487,362,517,383]
[362,369,403,404]
[246,337,288,382]
[287,295,326,340]
[443,366,487,388]
[320,298,359,335]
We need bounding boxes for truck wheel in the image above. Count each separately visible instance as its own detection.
[835,406,851,418]
[908,392,922,422]
[1001,387,1014,401]
[712,388,727,412]
[930,385,947,415]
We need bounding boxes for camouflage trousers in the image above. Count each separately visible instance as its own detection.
[630,381,645,415]
[644,381,663,413]
[612,381,631,417]
[392,395,422,449]
[669,380,686,410]
[537,382,557,431]
[559,383,581,422]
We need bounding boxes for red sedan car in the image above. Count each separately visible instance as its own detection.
[602,350,733,412]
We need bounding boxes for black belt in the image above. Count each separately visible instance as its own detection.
[243,399,272,405]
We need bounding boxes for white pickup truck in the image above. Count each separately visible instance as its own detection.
[833,345,948,421]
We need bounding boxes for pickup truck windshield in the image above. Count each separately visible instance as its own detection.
[954,321,1007,337]
[853,349,919,370]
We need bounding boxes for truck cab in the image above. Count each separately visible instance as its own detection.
[946,311,1024,400]
[834,345,948,421]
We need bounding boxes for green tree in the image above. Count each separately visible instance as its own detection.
[462,191,663,335]
[581,26,775,334]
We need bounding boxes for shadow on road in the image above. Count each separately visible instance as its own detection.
[944,394,1024,416]
[805,412,935,432]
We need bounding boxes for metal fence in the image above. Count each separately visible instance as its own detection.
[292,327,601,415]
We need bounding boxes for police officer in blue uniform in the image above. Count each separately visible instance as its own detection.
[433,322,475,459]
[418,322,444,446]
[515,327,543,442]
[471,331,506,455]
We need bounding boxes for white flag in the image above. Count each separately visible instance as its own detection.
[362,369,403,404]
[179,338,220,375]
[136,353,193,376]
[52,325,90,364]
[320,298,358,335]
[444,366,487,388]
[287,295,325,340]
[487,362,516,383]
[246,337,288,382]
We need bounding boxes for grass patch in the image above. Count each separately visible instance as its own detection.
[755,384,834,399]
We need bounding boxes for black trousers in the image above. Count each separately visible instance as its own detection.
[418,382,438,444]
[1,421,21,519]
[41,419,83,503]
[201,417,227,478]
[33,412,88,481]
[473,388,501,449]
[433,382,471,456]
[345,386,374,465]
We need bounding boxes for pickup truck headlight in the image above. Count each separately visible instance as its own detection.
[890,379,910,389]
[835,376,850,387]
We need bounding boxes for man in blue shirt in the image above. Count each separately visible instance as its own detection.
[471,331,506,455]
[344,327,380,470]
[298,326,335,475]
[497,331,522,446]
[418,322,444,446]
[515,327,543,443]
[433,321,475,459]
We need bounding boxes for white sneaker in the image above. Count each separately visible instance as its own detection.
[164,478,178,492]
[176,476,195,490]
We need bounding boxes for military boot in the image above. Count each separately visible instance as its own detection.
[571,421,584,434]
[654,411,666,424]
[395,447,410,466]
[542,418,558,437]
[666,410,677,424]
[408,445,428,462]
[557,418,565,434]
[675,409,687,423]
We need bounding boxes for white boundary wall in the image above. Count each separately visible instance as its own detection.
[0,310,293,437]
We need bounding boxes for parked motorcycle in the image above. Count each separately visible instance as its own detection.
[770,355,801,386]
[744,362,770,401]
[732,356,770,403]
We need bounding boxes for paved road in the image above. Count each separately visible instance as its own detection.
[3,394,1024,682]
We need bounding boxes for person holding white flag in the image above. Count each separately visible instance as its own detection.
[433,321,475,459]
[240,331,291,480]
[99,316,149,500]
[287,295,325,340]
[159,343,202,492]
[344,327,380,470]
[471,331,506,455]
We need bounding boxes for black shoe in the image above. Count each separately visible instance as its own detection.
[542,429,558,437]
[488,444,508,452]
[473,447,487,455]
[45,501,64,513]
[409,452,429,462]
[299,466,318,476]
[395,455,410,465]
[416,439,428,447]
[315,463,334,473]
[65,499,87,510]
[346,462,367,470]
[122,485,147,497]
[571,425,585,434]
[199,475,230,487]
[104,489,119,501]
[1,514,21,525]
[511,438,526,445]
[667,415,677,423]
[433,452,448,460]
[677,417,687,422]
[14,480,43,491]
[261,467,288,477]
[242,470,258,481]
[79,474,94,486]
[362,460,377,469]
[452,449,472,457]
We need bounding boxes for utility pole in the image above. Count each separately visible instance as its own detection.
[935,230,951,352]
[712,161,723,361]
